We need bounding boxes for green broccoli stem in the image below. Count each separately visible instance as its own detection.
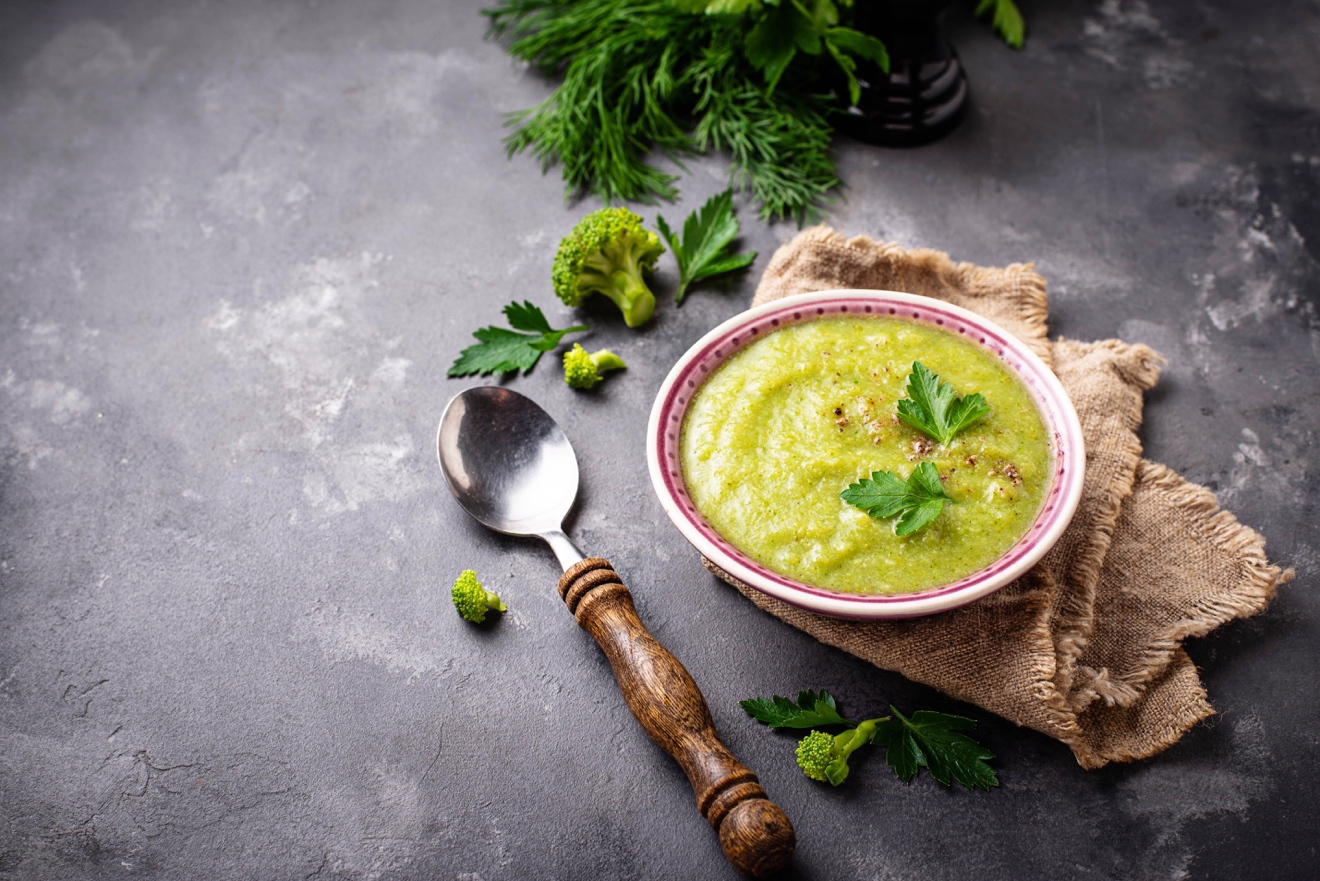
[826,718,881,785]
[605,250,656,327]
[606,273,654,327]
[590,350,626,373]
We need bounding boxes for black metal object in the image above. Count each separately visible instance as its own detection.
[833,0,969,146]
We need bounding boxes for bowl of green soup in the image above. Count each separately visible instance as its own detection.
[647,290,1085,619]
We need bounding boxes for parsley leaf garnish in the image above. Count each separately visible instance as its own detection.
[742,689,999,790]
[896,361,991,446]
[840,461,953,536]
[739,689,853,728]
[656,190,757,304]
[447,301,588,378]
[873,708,999,790]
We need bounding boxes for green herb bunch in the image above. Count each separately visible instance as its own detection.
[485,0,842,223]
[485,0,1025,223]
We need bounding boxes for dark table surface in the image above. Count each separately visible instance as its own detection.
[2,1,1316,879]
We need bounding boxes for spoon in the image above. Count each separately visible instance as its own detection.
[437,386,795,878]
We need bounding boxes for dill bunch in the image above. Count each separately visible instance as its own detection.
[484,0,840,223]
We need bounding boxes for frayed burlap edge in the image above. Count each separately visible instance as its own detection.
[1045,340,1165,712]
[1133,460,1288,631]
[1076,461,1290,711]
[1075,652,1214,768]
[1066,458,1289,767]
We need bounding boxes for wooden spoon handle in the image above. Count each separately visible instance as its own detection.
[559,558,795,878]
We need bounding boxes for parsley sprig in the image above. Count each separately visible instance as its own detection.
[739,689,853,729]
[897,361,991,446]
[656,190,758,304]
[841,461,953,536]
[735,0,890,105]
[741,689,998,790]
[447,301,588,378]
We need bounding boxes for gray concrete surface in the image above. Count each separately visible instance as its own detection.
[1,0,1316,879]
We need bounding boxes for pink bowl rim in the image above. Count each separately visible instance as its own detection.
[646,289,1086,620]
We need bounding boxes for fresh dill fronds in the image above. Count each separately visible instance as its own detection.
[484,0,840,223]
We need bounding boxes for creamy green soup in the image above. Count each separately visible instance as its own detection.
[681,316,1051,595]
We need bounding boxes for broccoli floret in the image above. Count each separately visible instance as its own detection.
[451,569,506,624]
[552,207,664,328]
[795,720,879,785]
[563,343,627,390]
[795,731,837,782]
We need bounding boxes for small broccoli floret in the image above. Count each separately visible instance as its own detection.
[563,343,627,390]
[451,569,506,624]
[552,207,664,328]
[795,731,837,782]
[795,720,879,785]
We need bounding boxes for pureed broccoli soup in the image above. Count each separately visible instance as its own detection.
[680,315,1051,595]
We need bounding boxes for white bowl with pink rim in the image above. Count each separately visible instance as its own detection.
[646,289,1086,620]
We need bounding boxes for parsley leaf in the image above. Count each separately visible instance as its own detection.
[739,0,891,105]
[873,708,999,790]
[743,1,814,92]
[656,190,757,304]
[740,689,853,728]
[824,27,890,105]
[447,301,588,378]
[896,361,991,446]
[841,461,953,536]
[502,300,558,335]
[975,0,1026,49]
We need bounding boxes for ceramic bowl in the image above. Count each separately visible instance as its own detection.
[646,289,1085,619]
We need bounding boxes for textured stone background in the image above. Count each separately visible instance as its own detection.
[1,0,1316,879]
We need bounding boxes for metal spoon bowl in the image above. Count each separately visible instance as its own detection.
[437,386,583,569]
[436,386,794,878]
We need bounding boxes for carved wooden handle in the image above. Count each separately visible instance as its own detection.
[559,558,795,878]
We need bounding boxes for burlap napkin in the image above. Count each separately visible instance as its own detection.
[703,227,1292,769]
